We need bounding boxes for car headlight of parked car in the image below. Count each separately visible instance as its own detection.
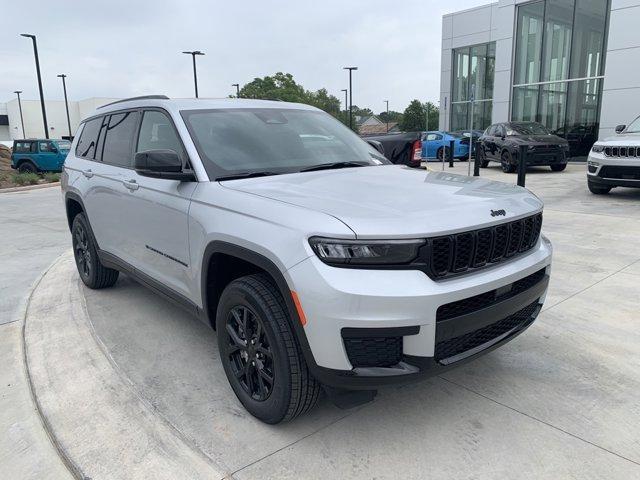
[309,237,425,265]
[591,144,605,153]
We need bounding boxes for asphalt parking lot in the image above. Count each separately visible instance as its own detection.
[6,163,640,479]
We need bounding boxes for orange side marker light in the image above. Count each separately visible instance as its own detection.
[291,291,307,326]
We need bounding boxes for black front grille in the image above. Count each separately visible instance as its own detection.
[604,146,640,158]
[436,268,546,321]
[343,336,402,368]
[434,300,540,363]
[428,213,542,279]
[599,165,640,180]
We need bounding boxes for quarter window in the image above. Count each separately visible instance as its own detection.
[101,111,140,168]
[14,141,35,153]
[75,117,105,160]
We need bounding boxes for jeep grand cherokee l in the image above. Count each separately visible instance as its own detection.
[62,96,553,424]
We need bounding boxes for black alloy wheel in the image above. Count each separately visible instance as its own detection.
[226,305,274,401]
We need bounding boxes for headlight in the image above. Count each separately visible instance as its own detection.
[309,237,425,265]
[591,144,605,153]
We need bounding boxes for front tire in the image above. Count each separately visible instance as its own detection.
[477,148,489,168]
[217,274,320,424]
[71,213,119,289]
[588,182,612,195]
[501,151,516,173]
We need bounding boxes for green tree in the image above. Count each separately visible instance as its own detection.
[400,100,439,132]
[378,110,403,124]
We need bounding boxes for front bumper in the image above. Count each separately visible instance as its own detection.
[587,152,640,188]
[286,237,552,389]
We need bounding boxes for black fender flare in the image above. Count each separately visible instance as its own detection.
[201,241,317,371]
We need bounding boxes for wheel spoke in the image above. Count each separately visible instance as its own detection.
[226,323,247,350]
[259,369,273,386]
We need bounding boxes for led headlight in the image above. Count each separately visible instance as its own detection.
[591,144,605,153]
[309,237,425,265]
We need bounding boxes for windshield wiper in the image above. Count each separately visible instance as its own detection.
[216,171,280,181]
[299,161,370,172]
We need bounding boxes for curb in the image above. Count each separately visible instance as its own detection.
[0,182,60,193]
[21,252,226,480]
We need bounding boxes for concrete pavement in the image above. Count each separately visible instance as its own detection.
[0,186,72,479]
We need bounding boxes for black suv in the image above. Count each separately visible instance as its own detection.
[477,122,570,173]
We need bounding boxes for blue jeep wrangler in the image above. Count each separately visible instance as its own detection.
[11,139,71,173]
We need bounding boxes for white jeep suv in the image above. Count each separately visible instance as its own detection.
[62,96,552,423]
[588,115,640,194]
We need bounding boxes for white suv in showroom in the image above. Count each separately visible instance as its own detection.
[587,115,640,194]
[62,96,552,423]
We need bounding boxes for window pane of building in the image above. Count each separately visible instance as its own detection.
[512,86,539,122]
[539,82,568,132]
[452,48,470,102]
[451,103,468,131]
[563,78,601,157]
[470,44,487,100]
[514,1,545,85]
[570,0,608,78]
[542,0,574,82]
[486,43,496,100]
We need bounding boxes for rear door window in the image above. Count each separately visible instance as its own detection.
[38,141,55,153]
[101,111,140,168]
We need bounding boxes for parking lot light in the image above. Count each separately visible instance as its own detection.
[343,67,358,130]
[14,91,25,138]
[20,33,49,139]
[232,83,240,98]
[57,74,72,139]
[182,50,205,98]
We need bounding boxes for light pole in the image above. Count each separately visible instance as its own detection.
[343,67,358,130]
[57,74,72,139]
[14,91,25,138]
[384,100,389,133]
[20,33,49,139]
[341,89,348,124]
[182,50,205,98]
[232,83,240,98]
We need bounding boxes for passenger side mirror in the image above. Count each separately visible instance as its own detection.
[134,150,195,181]
[615,124,626,134]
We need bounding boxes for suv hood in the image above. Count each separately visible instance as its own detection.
[601,132,640,143]
[221,165,543,237]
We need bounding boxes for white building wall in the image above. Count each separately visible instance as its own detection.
[1,97,119,141]
[599,0,640,139]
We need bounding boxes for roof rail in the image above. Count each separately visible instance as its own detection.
[97,95,170,109]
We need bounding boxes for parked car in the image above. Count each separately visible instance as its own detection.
[11,139,71,173]
[551,123,597,159]
[477,122,570,173]
[587,115,640,194]
[63,96,552,424]
[421,131,471,161]
[361,131,422,167]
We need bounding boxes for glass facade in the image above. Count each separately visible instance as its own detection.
[451,42,495,131]
[512,0,609,158]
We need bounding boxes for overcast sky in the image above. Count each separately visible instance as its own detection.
[2,0,485,114]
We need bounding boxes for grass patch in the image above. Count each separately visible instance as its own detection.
[10,172,41,186]
[43,172,61,183]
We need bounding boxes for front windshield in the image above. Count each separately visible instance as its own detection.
[507,123,550,136]
[57,140,71,150]
[625,115,640,133]
[181,108,388,179]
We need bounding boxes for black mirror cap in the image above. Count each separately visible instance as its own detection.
[366,139,385,156]
[615,124,626,134]
[134,150,195,181]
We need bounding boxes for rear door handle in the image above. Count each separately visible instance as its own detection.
[82,169,93,178]
[123,179,139,191]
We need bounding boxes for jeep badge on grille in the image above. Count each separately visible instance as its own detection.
[491,209,506,217]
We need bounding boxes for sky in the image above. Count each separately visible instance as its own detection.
[1,0,486,114]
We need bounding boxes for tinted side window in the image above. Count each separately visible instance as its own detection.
[102,111,140,167]
[14,141,33,153]
[137,111,184,157]
[76,117,104,160]
[39,141,54,152]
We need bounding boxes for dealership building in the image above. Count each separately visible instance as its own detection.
[439,0,640,158]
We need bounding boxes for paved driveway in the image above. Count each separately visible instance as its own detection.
[81,164,640,479]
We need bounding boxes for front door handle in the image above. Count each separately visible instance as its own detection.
[123,179,139,191]
[82,169,93,178]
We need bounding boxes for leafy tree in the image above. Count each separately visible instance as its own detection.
[399,100,439,132]
[378,110,403,124]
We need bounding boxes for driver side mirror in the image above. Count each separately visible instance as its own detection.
[615,124,626,134]
[134,150,195,181]
[366,139,385,156]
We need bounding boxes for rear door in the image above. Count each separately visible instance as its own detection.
[122,109,197,298]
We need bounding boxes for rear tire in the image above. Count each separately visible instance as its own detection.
[217,274,320,424]
[18,161,37,174]
[588,182,612,195]
[71,213,119,289]
[477,149,489,168]
[501,151,516,173]
[551,164,567,172]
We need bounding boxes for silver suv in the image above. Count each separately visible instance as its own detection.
[62,96,553,423]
